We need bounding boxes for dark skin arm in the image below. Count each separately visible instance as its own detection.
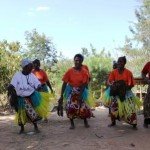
[57,82,67,117]
[46,80,53,93]
[142,72,150,84]
[36,84,43,91]
[58,82,67,105]
[7,84,16,95]
[7,84,18,111]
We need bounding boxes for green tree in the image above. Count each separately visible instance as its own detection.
[81,47,90,57]
[51,58,73,92]
[119,0,150,77]
[0,40,22,93]
[80,46,113,98]
[25,29,57,66]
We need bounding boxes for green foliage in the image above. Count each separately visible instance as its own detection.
[25,29,57,66]
[81,47,90,57]
[0,40,22,93]
[85,55,112,90]
[119,0,150,77]
[50,58,73,91]
[119,38,146,77]
[82,47,113,98]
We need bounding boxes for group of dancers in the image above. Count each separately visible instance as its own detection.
[7,53,150,133]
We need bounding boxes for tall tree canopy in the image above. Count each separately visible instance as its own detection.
[25,29,57,66]
[120,0,150,77]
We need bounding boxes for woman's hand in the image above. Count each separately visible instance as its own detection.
[147,79,150,84]
[36,85,43,91]
[58,96,63,105]
[57,97,63,116]
[143,77,150,85]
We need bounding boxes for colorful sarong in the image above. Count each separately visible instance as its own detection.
[64,85,93,119]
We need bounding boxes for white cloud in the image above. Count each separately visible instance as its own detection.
[36,6,50,11]
[27,6,49,17]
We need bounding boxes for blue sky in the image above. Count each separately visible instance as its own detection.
[0,0,140,58]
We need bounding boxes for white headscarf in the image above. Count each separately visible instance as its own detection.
[21,58,32,68]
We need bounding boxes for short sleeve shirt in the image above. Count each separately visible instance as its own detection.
[11,72,41,97]
[32,69,48,84]
[62,67,89,87]
[108,68,135,86]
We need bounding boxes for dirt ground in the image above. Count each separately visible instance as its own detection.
[0,107,150,150]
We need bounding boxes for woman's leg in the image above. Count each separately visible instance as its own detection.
[130,113,137,129]
[33,122,40,133]
[108,100,116,127]
[84,118,90,128]
[132,124,137,129]
[70,119,75,129]
[108,107,111,117]
[144,118,149,128]
[108,114,116,127]
[19,124,25,134]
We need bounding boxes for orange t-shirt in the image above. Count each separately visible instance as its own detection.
[32,69,48,84]
[108,68,135,86]
[62,67,89,87]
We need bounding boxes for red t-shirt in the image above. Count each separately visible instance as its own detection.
[32,69,48,84]
[141,62,150,79]
[62,67,89,87]
[108,68,135,86]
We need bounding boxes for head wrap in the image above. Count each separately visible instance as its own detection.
[21,58,32,68]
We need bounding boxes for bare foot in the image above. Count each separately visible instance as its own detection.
[84,123,90,128]
[132,124,138,130]
[34,128,40,133]
[108,122,116,127]
[143,123,148,128]
[84,119,90,128]
[70,119,75,129]
[69,125,75,129]
[19,129,25,134]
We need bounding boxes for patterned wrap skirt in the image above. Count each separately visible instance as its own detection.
[102,87,141,125]
[15,91,51,125]
[143,85,150,120]
[64,85,94,119]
